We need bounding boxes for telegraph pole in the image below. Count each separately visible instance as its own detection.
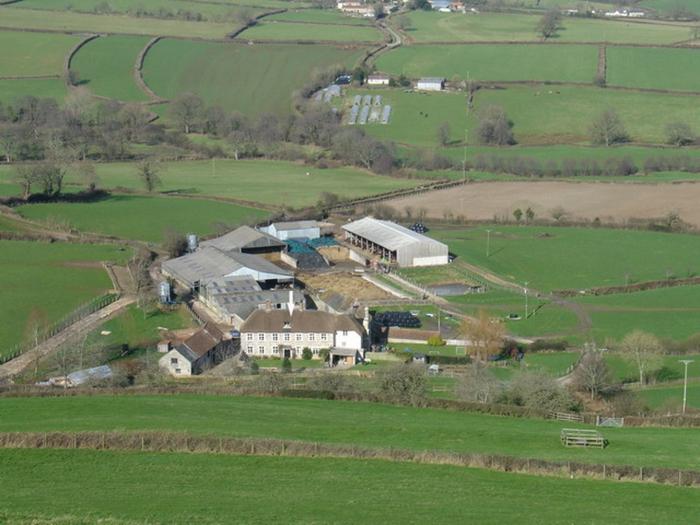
[524,282,529,319]
[486,229,491,257]
[679,359,694,414]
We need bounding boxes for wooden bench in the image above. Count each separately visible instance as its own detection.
[560,428,606,449]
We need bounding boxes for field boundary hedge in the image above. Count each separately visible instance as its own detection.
[0,431,698,488]
[408,40,700,49]
[134,36,168,103]
[554,275,700,297]
[63,33,99,86]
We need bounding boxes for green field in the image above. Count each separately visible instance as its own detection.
[431,226,700,292]
[401,11,695,44]
[607,46,700,93]
[241,20,383,42]
[376,44,598,83]
[0,30,79,77]
[0,159,418,206]
[3,394,700,469]
[0,7,236,39]
[639,383,700,410]
[143,39,364,115]
[0,240,130,356]
[1,450,697,524]
[268,9,374,25]
[343,89,468,147]
[603,353,700,384]
[71,35,150,101]
[0,78,67,104]
[470,85,700,144]
[640,0,700,16]
[16,195,268,243]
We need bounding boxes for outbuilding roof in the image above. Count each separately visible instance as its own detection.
[200,226,285,252]
[342,217,447,251]
[211,290,304,320]
[418,77,445,84]
[270,220,319,231]
[176,323,225,362]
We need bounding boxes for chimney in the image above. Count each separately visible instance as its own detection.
[363,306,370,333]
[287,290,295,315]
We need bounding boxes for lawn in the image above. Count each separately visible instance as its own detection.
[1,450,697,524]
[0,78,67,104]
[0,159,418,207]
[606,46,700,93]
[470,84,700,145]
[0,30,80,77]
[431,226,700,292]
[576,287,700,341]
[241,20,383,42]
[3,394,700,469]
[143,39,365,115]
[401,11,694,44]
[342,88,469,147]
[0,240,130,356]
[0,7,237,39]
[71,35,150,102]
[16,195,268,243]
[376,44,598,83]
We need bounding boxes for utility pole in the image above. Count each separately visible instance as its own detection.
[486,229,491,257]
[462,128,468,182]
[524,282,529,319]
[679,360,694,414]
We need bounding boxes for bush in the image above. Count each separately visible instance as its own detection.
[280,358,292,374]
[455,362,502,404]
[500,370,576,412]
[307,373,355,393]
[429,355,471,365]
[426,335,446,346]
[529,339,568,352]
[302,348,313,360]
[377,363,427,406]
[253,373,290,393]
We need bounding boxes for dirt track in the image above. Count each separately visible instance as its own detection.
[387,181,700,227]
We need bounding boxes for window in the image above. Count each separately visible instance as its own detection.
[284,333,290,342]
[272,345,279,354]
[170,358,178,365]
[342,330,348,336]
[272,333,278,342]
[175,368,181,374]
[321,333,327,341]
[247,345,253,352]
[309,333,315,341]
[295,333,302,342]
[313,349,319,355]
[259,346,265,355]
[246,333,253,341]
[258,333,265,341]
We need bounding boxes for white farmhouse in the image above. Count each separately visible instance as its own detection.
[367,74,390,86]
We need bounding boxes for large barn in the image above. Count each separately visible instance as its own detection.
[342,217,449,267]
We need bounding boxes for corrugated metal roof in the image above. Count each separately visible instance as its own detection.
[342,217,447,251]
[418,77,445,83]
[200,226,285,252]
[67,365,112,385]
[271,220,319,231]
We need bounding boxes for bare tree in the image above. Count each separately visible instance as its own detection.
[163,229,188,258]
[549,205,568,222]
[537,8,561,39]
[136,159,162,192]
[459,310,505,361]
[501,370,574,412]
[572,351,612,399]
[590,109,628,147]
[169,92,204,134]
[76,162,99,192]
[619,330,663,385]
[665,121,695,147]
[455,362,502,403]
[476,105,515,145]
[437,121,451,146]
[377,363,427,406]
[13,165,36,199]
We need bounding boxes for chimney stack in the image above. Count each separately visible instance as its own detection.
[287,290,295,315]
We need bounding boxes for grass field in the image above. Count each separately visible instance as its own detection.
[0,30,79,77]
[640,0,700,16]
[639,383,700,410]
[3,394,700,469]
[603,353,700,384]
[376,44,598,83]
[470,85,700,144]
[1,450,697,524]
[0,240,130,356]
[16,195,268,243]
[143,39,365,115]
[343,88,468,147]
[431,226,700,292]
[71,35,150,102]
[0,7,237,39]
[267,9,374,25]
[241,20,383,42]
[401,11,696,44]
[606,46,700,93]
[0,159,417,207]
[0,78,67,104]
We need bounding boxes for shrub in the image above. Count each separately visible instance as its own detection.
[426,335,446,346]
[377,363,427,406]
[302,348,313,361]
[455,362,502,404]
[500,370,576,412]
[307,373,355,393]
[280,358,292,374]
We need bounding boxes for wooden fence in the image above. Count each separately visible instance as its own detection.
[561,428,606,449]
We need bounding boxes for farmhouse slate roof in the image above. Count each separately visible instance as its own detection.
[241,309,363,334]
[176,323,226,361]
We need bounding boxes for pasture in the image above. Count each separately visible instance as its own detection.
[2,394,700,469]
[470,85,700,144]
[604,353,700,384]
[376,44,598,83]
[143,39,365,115]
[400,11,695,44]
[606,46,700,93]
[268,9,374,25]
[0,30,79,77]
[640,0,700,17]
[0,7,236,39]
[427,226,700,292]
[0,240,130,356]
[16,195,268,243]
[240,20,383,42]
[639,383,700,410]
[1,450,696,524]
[0,78,67,104]
[71,35,150,102]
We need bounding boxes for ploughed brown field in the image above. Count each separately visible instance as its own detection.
[387,181,700,226]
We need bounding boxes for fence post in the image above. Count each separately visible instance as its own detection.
[640,467,643,481]
[678,471,682,487]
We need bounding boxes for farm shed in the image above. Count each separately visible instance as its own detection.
[261,221,321,241]
[416,77,445,91]
[159,323,239,376]
[200,225,286,256]
[342,217,449,267]
[162,247,294,290]
[330,347,363,367]
[367,74,390,86]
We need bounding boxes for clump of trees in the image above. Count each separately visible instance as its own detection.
[590,109,628,146]
[475,105,515,145]
[665,121,696,147]
[459,310,505,361]
[619,330,663,385]
[500,370,576,412]
[455,362,501,403]
[377,363,427,406]
[572,351,612,399]
[537,8,561,39]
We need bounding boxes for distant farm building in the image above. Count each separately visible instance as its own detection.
[337,1,374,17]
[261,220,321,241]
[416,77,445,91]
[367,74,390,86]
[200,225,286,256]
[159,323,238,376]
[342,217,449,267]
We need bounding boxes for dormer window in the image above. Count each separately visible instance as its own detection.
[283,321,291,330]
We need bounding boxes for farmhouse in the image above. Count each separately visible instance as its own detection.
[367,74,390,86]
[342,217,449,267]
[336,1,374,17]
[159,323,238,376]
[240,308,365,363]
[416,77,445,91]
[260,220,321,241]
